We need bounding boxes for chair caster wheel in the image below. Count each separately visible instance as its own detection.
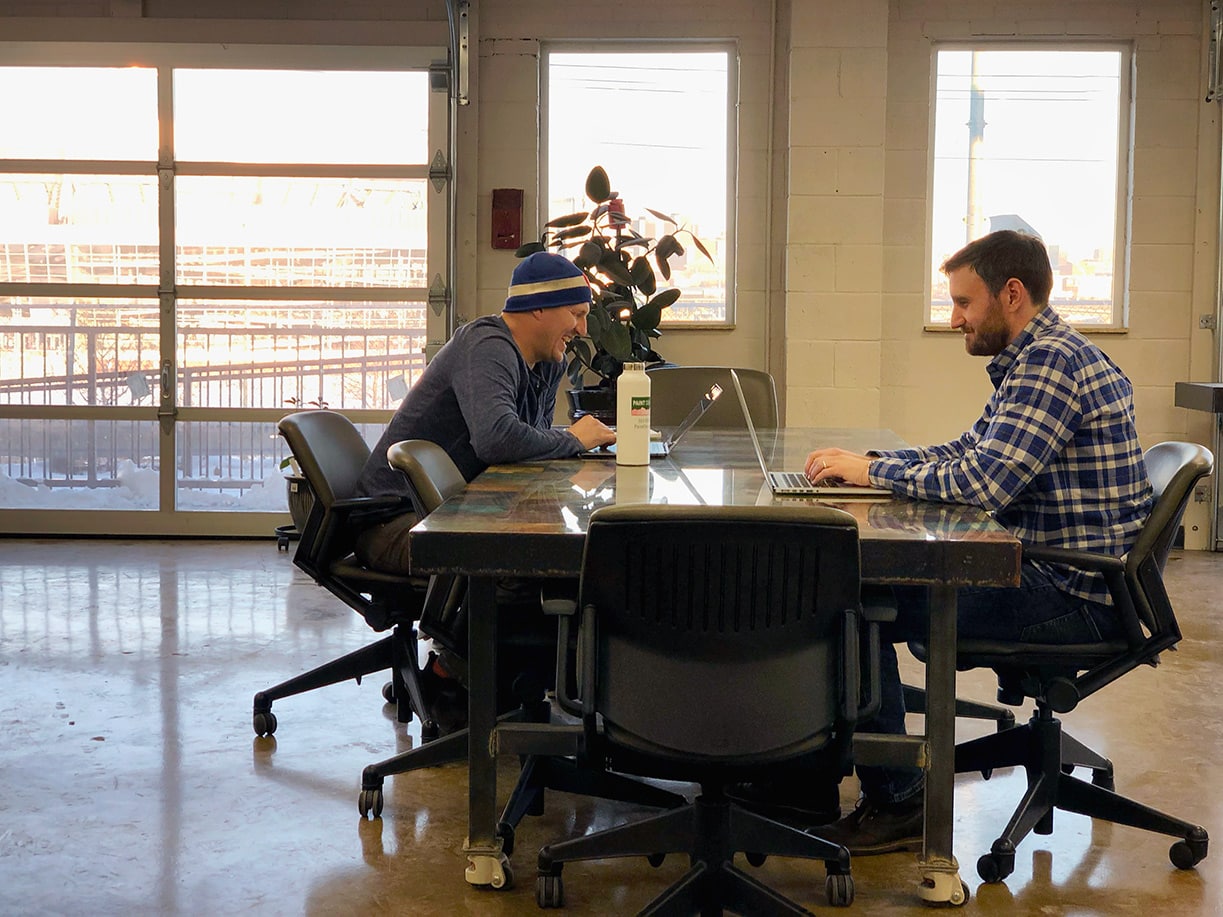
[745,851,767,867]
[1170,827,1208,870]
[252,711,277,737]
[647,852,665,867]
[421,719,440,742]
[536,872,564,907]
[977,840,1015,883]
[359,787,384,819]
[826,872,854,907]
[382,681,396,704]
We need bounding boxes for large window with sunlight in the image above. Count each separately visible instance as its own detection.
[928,46,1130,328]
[0,45,446,534]
[545,46,735,325]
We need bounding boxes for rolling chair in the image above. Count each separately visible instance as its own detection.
[646,365,778,429]
[361,440,686,847]
[498,503,889,914]
[913,441,1213,883]
[253,411,434,743]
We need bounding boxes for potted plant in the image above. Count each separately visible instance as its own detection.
[516,165,712,423]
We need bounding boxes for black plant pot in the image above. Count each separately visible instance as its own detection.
[566,386,617,425]
[285,474,314,533]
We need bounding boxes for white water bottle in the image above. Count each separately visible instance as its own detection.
[615,362,651,466]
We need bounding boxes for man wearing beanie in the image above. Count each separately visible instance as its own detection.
[354,251,615,575]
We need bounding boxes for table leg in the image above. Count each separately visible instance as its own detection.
[462,575,511,888]
[919,584,968,906]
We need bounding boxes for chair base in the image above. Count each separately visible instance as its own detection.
[537,790,853,915]
[252,623,433,737]
[955,706,1209,882]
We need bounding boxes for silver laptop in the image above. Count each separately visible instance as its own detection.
[580,381,724,460]
[728,369,893,498]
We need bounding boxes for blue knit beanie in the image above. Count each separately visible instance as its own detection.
[504,252,592,312]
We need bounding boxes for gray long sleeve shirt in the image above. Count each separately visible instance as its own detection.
[357,315,581,498]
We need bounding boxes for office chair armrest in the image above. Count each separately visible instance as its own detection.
[331,494,414,527]
[544,597,584,718]
[1021,543,1146,642]
[1021,543,1126,574]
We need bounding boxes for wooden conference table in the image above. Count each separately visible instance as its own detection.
[408,428,1021,904]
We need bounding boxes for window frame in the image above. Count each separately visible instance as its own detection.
[0,40,449,535]
[540,40,739,328]
[924,40,1134,332]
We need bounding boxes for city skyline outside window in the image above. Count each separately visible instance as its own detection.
[929,46,1128,327]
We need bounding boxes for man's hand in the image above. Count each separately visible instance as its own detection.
[570,414,616,450]
[805,447,873,486]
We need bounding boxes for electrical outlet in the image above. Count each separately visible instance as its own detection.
[1200,315,1218,330]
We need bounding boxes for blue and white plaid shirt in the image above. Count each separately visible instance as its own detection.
[869,307,1153,605]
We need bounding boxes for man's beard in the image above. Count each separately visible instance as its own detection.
[963,299,1009,356]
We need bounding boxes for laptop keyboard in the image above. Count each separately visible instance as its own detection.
[773,471,815,490]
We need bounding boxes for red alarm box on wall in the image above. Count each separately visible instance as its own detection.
[491,188,523,250]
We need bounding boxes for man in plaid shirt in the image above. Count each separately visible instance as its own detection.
[799,230,1153,853]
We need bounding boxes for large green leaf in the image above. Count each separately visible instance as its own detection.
[629,256,657,296]
[566,344,590,387]
[575,240,602,270]
[645,208,677,226]
[585,166,611,204]
[545,211,590,229]
[598,251,634,286]
[514,241,546,257]
[689,232,714,263]
[595,321,633,361]
[632,299,664,332]
[648,288,681,310]
[586,302,614,334]
[554,225,592,242]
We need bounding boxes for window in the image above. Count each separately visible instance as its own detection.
[544,46,735,324]
[928,46,1130,328]
[0,46,447,533]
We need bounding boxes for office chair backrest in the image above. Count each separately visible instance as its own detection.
[646,365,779,429]
[1124,441,1214,638]
[278,410,371,509]
[386,439,470,651]
[1132,441,1214,577]
[386,439,467,517]
[580,503,861,764]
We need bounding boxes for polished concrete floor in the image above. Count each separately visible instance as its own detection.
[0,538,1220,916]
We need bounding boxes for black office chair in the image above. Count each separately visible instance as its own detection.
[917,441,1213,883]
[253,411,433,743]
[499,503,888,914]
[360,440,686,846]
[647,365,778,429]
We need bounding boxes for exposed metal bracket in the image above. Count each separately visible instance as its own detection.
[428,273,450,316]
[446,0,470,106]
[429,150,450,193]
[1209,1,1222,102]
[1202,314,1218,330]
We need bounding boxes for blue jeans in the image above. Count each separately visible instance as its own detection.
[856,561,1121,806]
